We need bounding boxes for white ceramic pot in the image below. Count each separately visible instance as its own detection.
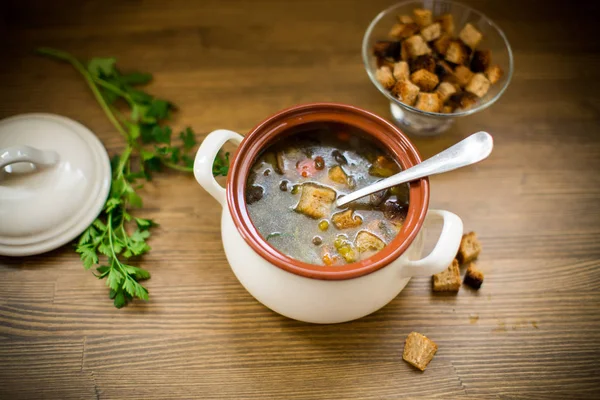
[194,103,463,324]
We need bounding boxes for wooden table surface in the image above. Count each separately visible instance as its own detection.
[1,0,599,398]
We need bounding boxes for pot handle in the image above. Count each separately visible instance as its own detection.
[400,209,463,278]
[193,129,243,206]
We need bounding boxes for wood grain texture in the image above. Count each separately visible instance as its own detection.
[1,0,599,398]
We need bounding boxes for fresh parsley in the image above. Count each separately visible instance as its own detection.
[37,47,230,308]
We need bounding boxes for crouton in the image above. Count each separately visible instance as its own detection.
[448,92,478,110]
[464,262,484,289]
[404,35,431,58]
[392,79,420,106]
[432,259,461,292]
[402,332,438,371]
[397,14,414,24]
[389,23,419,40]
[410,69,439,92]
[295,183,336,219]
[375,66,396,89]
[457,232,482,263]
[466,73,491,97]
[414,92,442,113]
[437,14,455,35]
[459,23,483,49]
[413,8,433,28]
[435,60,455,81]
[471,49,492,73]
[442,105,454,114]
[332,209,363,229]
[433,34,452,55]
[454,65,474,87]
[392,61,410,81]
[373,41,401,59]
[376,57,395,70]
[485,64,503,84]
[410,54,436,73]
[445,40,470,64]
[388,24,405,40]
[420,22,442,42]
[328,165,348,184]
[355,231,386,253]
[276,151,285,173]
[435,81,457,102]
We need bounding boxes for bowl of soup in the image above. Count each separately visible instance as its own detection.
[194,103,463,323]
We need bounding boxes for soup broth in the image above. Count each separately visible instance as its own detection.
[246,123,409,266]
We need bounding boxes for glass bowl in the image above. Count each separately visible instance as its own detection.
[362,0,513,136]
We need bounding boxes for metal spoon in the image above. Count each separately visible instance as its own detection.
[335,131,494,208]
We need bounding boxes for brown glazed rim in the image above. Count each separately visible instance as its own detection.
[226,103,429,280]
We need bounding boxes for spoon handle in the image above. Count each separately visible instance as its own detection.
[336,131,494,208]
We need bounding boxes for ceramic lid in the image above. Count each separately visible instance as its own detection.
[0,113,111,256]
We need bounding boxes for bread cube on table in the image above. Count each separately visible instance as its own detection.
[295,183,336,219]
[457,231,482,263]
[464,262,484,289]
[411,69,439,92]
[471,49,492,72]
[485,64,503,84]
[466,73,491,98]
[437,14,455,35]
[414,92,442,113]
[410,54,436,73]
[454,65,474,88]
[435,82,457,102]
[412,8,433,27]
[375,66,395,89]
[355,230,386,253]
[404,35,432,58]
[433,33,452,55]
[432,259,461,292]
[392,61,410,81]
[420,22,442,42]
[392,79,420,106]
[459,23,483,49]
[445,40,470,65]
[331,209,363,229]
[403,332,438,371]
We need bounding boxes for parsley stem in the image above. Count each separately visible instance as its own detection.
[160,159,193,172]
[92,77,135,107]
[36,47,129,140]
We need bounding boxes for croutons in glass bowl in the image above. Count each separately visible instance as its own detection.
[362,0,513,136]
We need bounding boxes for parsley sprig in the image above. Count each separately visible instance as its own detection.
[37,47,229,308]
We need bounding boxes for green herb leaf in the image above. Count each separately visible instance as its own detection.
[151,125,172,144]
[212,151,230,176]
[113,290,127,308]
[147,99,170,120]
[119,72,153,86]
[88,57,116,77]
[76,244,99,270]
[180,127,196,150]
[106,268,123,291]
[129,89,153,105]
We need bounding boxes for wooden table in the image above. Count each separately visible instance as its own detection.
[1,1,599,398]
